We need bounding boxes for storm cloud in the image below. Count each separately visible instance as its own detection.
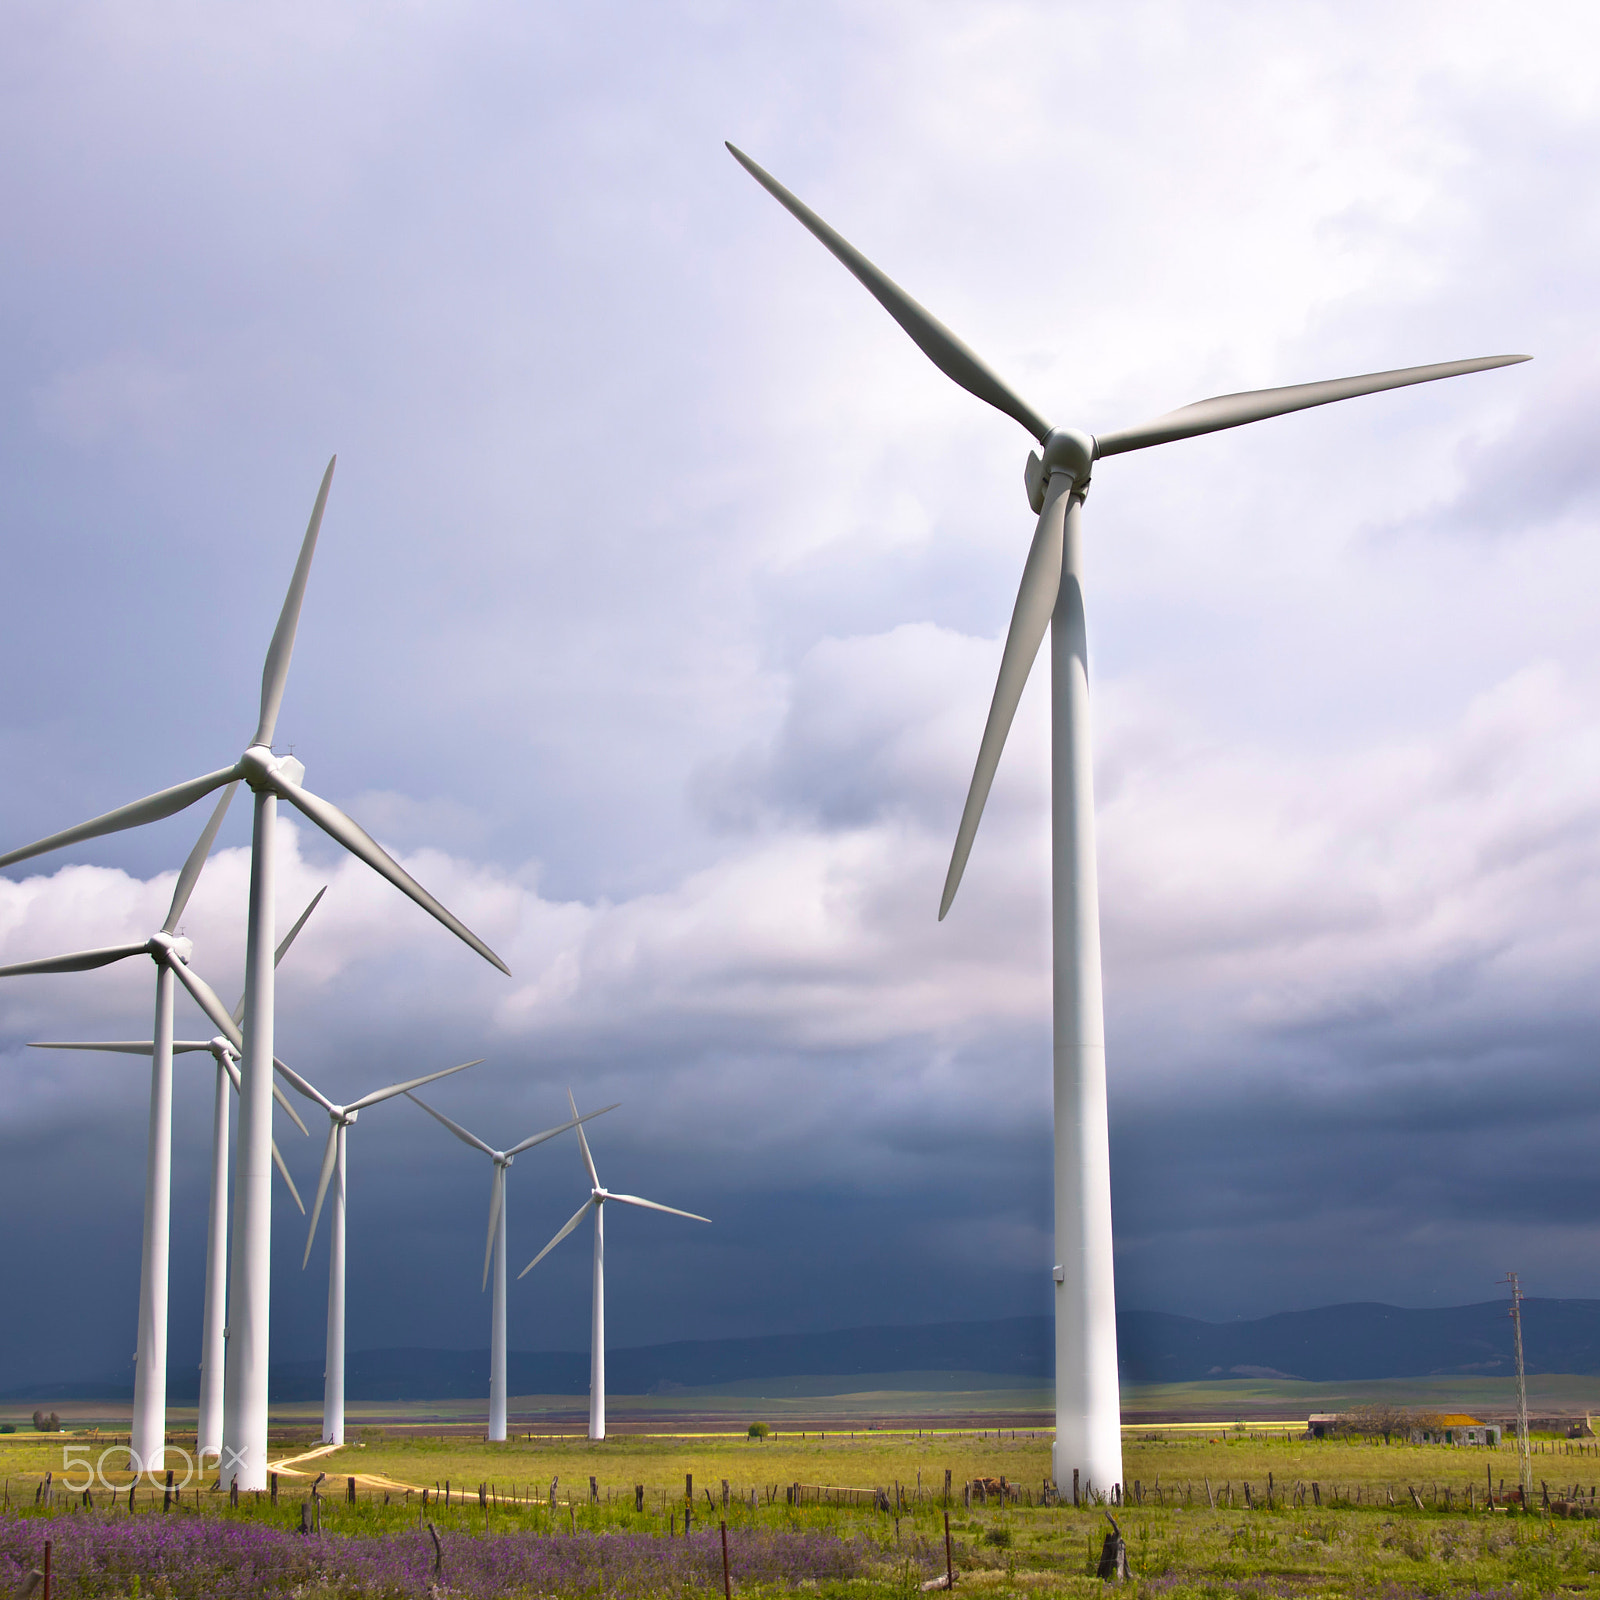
[2,0,1599,1388]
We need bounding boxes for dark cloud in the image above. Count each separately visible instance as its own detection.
[4,0,1600,1396]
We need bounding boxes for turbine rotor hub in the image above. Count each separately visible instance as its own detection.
[241,745,306,791]
[1024,428,1096,513]
[149,930,194,965]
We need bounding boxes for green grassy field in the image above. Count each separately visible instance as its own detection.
[13,1369,1600,1436]
[13,1421,1600,1594]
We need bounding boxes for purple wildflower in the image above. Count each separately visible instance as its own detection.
[0,1514,892,1598]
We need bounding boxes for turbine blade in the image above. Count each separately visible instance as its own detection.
[567,1087,600,1189]
[347,1057,483,1115]
[167,960,242,1049]
[726,144,1053,445]
[607,1193,712,1224]
[271,777,509,975]
[516,1199,594,1279]
[406,1092,496,1157]
[483,1166,504,1293]
[29,1040,210,1054]
[254,457,336,748]
[162,782,240,934]
[303,1122,340,1267]
[505,1103,620,1160]
[272,1136,306,1214]
[0,942,149,977]
[1094,355,1531,458]
[232,884,328,1025]
[270,1062,312,1136]
[0,765,242,872]
[939,483,1071,920]
[273,1058,336,1116]
[276,886,325,966]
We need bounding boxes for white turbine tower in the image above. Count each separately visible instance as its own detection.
[31,888,326,1461]
[406,1092,619,1441]
[727,142,1529,1495]
[280,1055,485,1446]
[0,460,509,1487]
[518,1090,709,1441]
[0,784,256,1470]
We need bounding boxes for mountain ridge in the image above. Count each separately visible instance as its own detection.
[9,1298,1598,1402]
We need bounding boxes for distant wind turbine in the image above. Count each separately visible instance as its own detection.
[727,141,1529,1493]
[406,1091,619,1441]
[0,460,510,1487]
[30,886,326,1460]
[280,1055,485,1446]
[519,1090,709,1441]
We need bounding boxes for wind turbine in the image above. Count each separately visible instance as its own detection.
[30,887,326,1461]
[0,459,510,1487]
[406,1090,619,1441]
[278,1054,485,1446]
[518,1089,709,1441]
[0,783,260,1470]
[726,142,1530,1494]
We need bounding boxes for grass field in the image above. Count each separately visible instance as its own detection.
[12,1420,1600,1594]
[13,1369,1600,1435]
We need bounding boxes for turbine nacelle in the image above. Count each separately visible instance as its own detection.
[240,746,305,792]
[1025,429,1095,513]
[148,931,195,966]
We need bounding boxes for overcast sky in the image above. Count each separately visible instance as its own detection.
[3,0,1599,1388]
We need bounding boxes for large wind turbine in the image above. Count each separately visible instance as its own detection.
[727,142,1529,1494]
[406,1091,618,1441]
[0,460,510,1487]
[519,1090,709,1441]
[0,783,255,1470]
[280,1055,485,1446]
[31,888,326,1461]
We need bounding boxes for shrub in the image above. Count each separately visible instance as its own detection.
[30,1411,60,1434]
[748,1423,769,1439]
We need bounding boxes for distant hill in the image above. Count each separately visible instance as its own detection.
[1119,1299,1600,1383]
[9,1298,1600,1402]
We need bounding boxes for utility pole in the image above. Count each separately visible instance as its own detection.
[1503,1272,1533,1507]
